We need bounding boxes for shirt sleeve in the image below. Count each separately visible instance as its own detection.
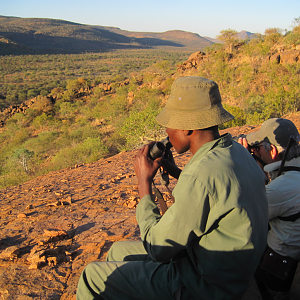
[136,174,211,263]
[266,180,287,220]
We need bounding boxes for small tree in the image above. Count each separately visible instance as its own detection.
[217,29,239,53]
[292,17,300,32]
[264,28,283,45]
[284,18,300,48]
[12,148,34,174]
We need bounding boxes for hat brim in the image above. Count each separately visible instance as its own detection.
[156,104,234,130]
[246,131,264,146]
[246,118,300,147]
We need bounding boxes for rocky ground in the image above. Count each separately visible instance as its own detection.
[1,119,300,300]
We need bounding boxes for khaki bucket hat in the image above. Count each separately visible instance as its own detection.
[246,118,299,147]
[156,76,234,130]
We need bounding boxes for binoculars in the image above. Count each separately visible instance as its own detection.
[149,137,172,160]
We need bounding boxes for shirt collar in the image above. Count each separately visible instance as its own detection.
[264,156,300,173]
[191,133,232,162]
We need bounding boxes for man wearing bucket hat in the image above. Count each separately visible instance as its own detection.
[76,76,268,300]
[239,118,300,298]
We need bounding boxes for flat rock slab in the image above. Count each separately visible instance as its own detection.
[0,149,190,299]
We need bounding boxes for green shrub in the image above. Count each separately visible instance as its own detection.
[56,100,81,117]
[264,28,283,46]
[50,137,108,169]
[244,96,269,125]
[0,161,29,188]
[284,31,300,47]
[6,113,28,129]
[54,125,101,150]
[27,96,54,117]
[32,113,54,129]
[130,87,161,113]
[93,86,104,99]
[10,129,30,147]
[219,104,246,129]
[204,43,224,53]
[11,147,34,174]
[27,89,39,99]
[0,147,36,188]
[23,130,60,156]
[161,77,174,95]
[119,107,162,150]
[243,34,271,56]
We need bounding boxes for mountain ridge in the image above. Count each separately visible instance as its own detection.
[237,30,256,40]
[0,16,214,55]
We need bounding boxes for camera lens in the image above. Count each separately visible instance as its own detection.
[149,142,166,160]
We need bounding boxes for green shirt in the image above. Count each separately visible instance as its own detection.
[136,133,268,300]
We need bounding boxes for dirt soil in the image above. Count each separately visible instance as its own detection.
[1,117,300,300]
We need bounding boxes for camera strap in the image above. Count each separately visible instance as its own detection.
[152,180,168,215]
[160,168,175,203]
[252,153,267,167]
[277,136,297,177]
[151,168,176,215]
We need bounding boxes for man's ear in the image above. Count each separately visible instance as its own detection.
[182,130,192,136]
[270,145,279,160]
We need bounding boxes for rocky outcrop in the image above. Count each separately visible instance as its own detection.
[278,49,300,63]
[0,82,114,127]
[177,51,206,73]
[269,49,300,64]
[177,46,300,76]
[0,98,38,126]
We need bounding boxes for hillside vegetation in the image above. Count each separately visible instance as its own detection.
[0,18,300,189]
[0,49,191,108]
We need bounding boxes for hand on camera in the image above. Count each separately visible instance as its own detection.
[162,149,181,180]
[135,143,162,178]
[238,137,250,151]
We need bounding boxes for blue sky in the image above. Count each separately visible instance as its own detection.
[1,0,299,38]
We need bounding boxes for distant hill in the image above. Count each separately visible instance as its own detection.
[237,30,256,40]
[100,27,214,49]
[0,16,213,55]
[203,36,222,43]
[203,31,255,44]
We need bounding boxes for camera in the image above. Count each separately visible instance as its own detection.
[149,137,172,160]
[232,133,247,143]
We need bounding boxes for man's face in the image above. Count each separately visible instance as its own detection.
[166,128,190,154]
[251,144,274,165]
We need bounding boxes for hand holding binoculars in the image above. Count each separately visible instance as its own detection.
[149,137,172,160]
